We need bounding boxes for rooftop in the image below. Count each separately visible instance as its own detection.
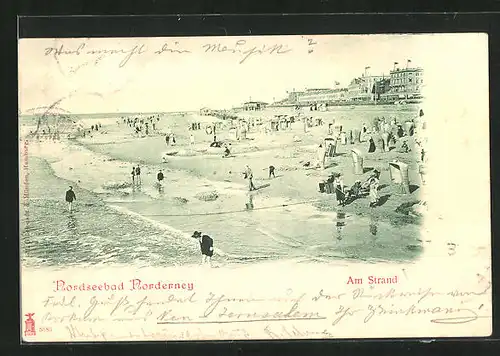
[390,67,424,74]
[243,101,269,105]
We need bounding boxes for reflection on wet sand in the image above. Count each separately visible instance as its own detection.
[335,210,346,241]
[369,214,378,237]
[334,209,379,241]
[67,214,77,232]
[246,194,254,210]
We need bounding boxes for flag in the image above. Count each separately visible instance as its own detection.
[365,66,371,69]
[394,62,398,64]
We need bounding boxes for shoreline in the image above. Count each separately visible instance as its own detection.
[21,106,427,267]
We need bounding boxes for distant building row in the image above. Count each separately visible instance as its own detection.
[285,66,424,105]
[200,66,424,114]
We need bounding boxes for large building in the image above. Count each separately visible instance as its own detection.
[242,101,268,111]
[296,88,348,104]
[347,75,390,102]
[284,88,348,105]
[277,64,424,106]
[384,67,424,101]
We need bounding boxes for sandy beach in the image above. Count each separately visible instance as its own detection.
[21,104,427,267]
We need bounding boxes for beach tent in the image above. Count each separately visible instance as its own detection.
[404,121,414,136]
[269,118,279,131]
[351,148,364,175]
[389,161,410,194]
[339,131,347,145]
[239,121,248,139]
[324,137,337,157]
[279,117,289,130]
[381,132,391,152]
[229,127,238,140]
[352,128,361,143]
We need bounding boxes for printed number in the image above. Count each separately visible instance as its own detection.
[39,327,52,332]
[447,242,457,256]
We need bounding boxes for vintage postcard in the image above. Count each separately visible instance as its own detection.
[19,33,491,342]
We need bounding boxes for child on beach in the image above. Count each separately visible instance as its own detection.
[222,144,231,158]
[190,134,195,145]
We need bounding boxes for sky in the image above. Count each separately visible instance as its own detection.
[18,33,488,114]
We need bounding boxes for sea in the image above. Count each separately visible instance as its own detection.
[19,105,422,269]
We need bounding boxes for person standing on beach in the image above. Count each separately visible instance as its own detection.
[244,165,256,191]
[131,166,136,186]
[65,186,76,212]
[192,231,214,266]
[157,169,164,191]
[317,144,326,169]
[369,170,380,208]
[157,169,164,184]
[268,165,276,179]
[333,173,346,206]
[135,165,142,186]
[165,134,170,146]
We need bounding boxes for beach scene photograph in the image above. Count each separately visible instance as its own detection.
[18,34,492,341]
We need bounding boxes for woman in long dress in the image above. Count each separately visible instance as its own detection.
[317,144,326,169]
[333,173,346,206]
[369,174,380,208]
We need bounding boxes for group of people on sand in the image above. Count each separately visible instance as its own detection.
[80,123,102,138]
[165,128,177,146]
[325,169,381,208]
[317,109,426,209]
[123,115,160,137]
[130,165,142,186]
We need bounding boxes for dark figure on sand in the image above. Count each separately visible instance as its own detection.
[269,165,276,178]
[157,170,164,183]
[65,186,76,212]
[135,165,142,186]
[368,137,376,153]
[192,231,214,266]
[156,170,164,192]
[333,173,346,206]
[131,167,136,185]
